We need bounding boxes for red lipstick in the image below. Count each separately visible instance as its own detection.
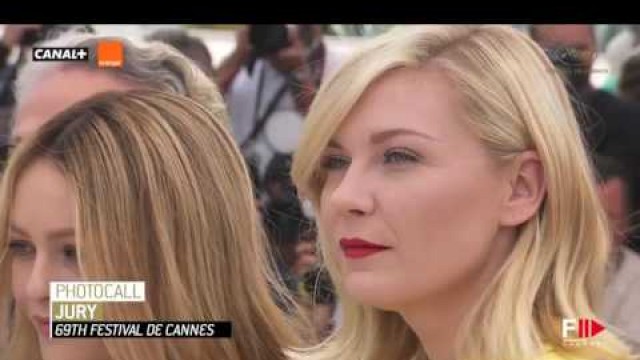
[33,315,50,337]
[340,237,390,259]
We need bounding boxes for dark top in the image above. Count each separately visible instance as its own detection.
[577,89,640,252]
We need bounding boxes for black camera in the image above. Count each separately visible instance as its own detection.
[249,25,290,57]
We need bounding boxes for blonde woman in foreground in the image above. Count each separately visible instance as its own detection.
[0,90,304,360]
[290,25,637,360]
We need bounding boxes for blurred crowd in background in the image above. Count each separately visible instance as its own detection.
[2,24,640,345]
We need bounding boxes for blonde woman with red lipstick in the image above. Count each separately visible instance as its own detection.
[289,25,636,360]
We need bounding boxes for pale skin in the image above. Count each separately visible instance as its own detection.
[293,239,318,278]
[318,67,546,360]
[11,67,135,144]
[9,159,110,360]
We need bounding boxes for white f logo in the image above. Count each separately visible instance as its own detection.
[562,319,577,338]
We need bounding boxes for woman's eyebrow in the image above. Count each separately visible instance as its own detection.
[47,228,75,241]
[327,139,343,149]
[370,128,439,145]
[327,128,439,150]
[9,223,75,241]
[9,222,29,236]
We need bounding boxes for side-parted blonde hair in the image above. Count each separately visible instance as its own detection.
[290,25,636,360]
[0,90,303,360]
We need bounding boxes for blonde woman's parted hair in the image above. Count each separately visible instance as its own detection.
[0,89,303,360]
[290,25,636,360]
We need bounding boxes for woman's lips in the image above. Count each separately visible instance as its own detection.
[340,237,391,259]
[33,316,50,337]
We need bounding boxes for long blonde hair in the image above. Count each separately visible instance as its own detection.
[0,90,303,359]
[290,25,635,360]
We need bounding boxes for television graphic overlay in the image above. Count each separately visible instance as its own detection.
[50,281,231,338]
[562,318,606,348]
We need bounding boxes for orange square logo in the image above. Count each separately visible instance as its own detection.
[97,41,123,68]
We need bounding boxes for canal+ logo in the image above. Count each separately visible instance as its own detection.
[32,40,124,68]
[33,47,89,62]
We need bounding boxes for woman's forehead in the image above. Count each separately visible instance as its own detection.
[332,68,463,144]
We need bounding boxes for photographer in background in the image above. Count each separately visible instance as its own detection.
[532,24,640,253]
[0,25,43,135]
[593,154,640,354]
[0,25,94,137]
[217,25,326,177]
[536,26,640,351]
[261,153,307,294]
[0,25,42,70]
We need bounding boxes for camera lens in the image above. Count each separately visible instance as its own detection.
[250,25,290,57]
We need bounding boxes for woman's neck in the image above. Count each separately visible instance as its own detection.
[398,228,516,360]
[400,299,466,360]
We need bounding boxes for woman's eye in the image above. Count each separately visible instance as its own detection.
[7,240,35,258]
[62,245,77,262]
[383,149,420,164]
[320,155,350,171]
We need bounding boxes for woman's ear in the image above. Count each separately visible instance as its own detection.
[499,150,547,226]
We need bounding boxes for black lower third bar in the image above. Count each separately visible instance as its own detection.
[52,321,232,338]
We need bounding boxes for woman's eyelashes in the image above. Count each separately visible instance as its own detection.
[383,148,421,165]
[7,239,34,258]
[320,154,351,171]
[320,147,422,172]
[62,244,78,263]
[7,239,77,264]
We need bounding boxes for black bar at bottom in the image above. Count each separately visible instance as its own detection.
[52,321,232,338]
